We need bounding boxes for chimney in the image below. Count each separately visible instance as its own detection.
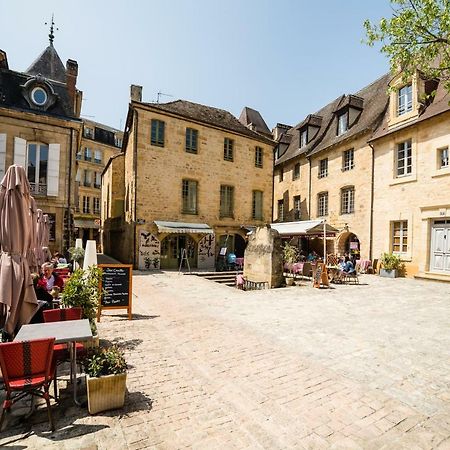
[66,59,78,115]
[130,85,142,102]
[0,49,8,70]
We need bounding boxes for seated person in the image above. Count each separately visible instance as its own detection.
[37,262,64,297]
[343,259,356,274]
[52,251,67,266]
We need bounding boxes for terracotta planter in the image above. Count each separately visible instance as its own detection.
[86,372,127,414]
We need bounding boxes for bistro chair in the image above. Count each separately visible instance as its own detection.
[0,338,56,431]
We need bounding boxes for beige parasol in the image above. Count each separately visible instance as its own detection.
[0,165,39,336]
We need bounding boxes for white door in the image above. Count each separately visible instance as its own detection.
[431,220,450,273]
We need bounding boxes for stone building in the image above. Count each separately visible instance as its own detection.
[0,35,82,253]
[102,86,274,270]
[74,119,122,247]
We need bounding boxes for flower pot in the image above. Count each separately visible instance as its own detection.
[83,334,99,350]
[380,268,398,278]
[86,372,127,414]
[285,277,294,286]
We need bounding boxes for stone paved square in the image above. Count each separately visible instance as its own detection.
[1,273,449,449]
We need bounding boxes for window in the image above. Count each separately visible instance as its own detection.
[31,87,48,106]
[224,138,234,161]
[94,172,101,189]
[220,185,234,217]
[151,119,165,146]
[318,158,328,178]
[277,199,284,221]
[84,170,91,187]
[392,220,408,253]
[341,186,355,214]
[115,136,123,148]
[300,129,307,148]
[396,140,412,177]
[84,127,94,138]
[84,147,92,161]
[82,196,90,213]
[293,195,301,220]
[182,179,198,214]
[27,143,48,195]
[255,146,263,168]
[397,84,412,116]
[439,147,449,168]
[317,192,328,217]
[279,168,284,182]
[186,128,198,153]
[93,197,100,214]
[343,149,354,171]
[252,190,263,220]
[293,163,300,180]
[337,112,348,135]
[94,149,102,164]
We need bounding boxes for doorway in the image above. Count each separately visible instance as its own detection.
[160,235,197,270]
[431,220,450,273]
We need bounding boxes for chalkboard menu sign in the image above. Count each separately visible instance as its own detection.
[313,263,329,289]
[98,264,133,321]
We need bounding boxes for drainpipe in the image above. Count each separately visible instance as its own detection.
[368,142,375,261]
[133,109,139,269]
[271,145,276,222]
[67,128,74,248]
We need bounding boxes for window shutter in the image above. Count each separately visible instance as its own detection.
[0,134,6,179]
[13,137,27,167]
[47,143,60,197]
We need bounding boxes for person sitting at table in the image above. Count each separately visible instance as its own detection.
[52,251,68,266]
[37,262,65,294]
[307,250,318,262]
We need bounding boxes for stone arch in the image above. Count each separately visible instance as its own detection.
[335,231,360,256]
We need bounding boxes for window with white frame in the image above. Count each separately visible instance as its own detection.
[397,84,412,116]
[27,143,48,195]
[439,147,449,169]
[293,195,301,220]
[396,140,412,177]
[94,149,102,164]
[293,163,300,180]
[94,172,101,188]
[84,127,93,138]
[84,147,92,161]
[255,146,263,168]
[300,129,307,148]
[343,148,354,171]
[341,186,355,214]
[220,185,234,217]
[224,138,234,161]
[93,197,100,214]
[317,192,328,217]
[252,190,263,220]
[82,196,90,213]
[182,179,198,214]
[392,220,408,253]
[84,169,91,187]
[337,111,348,135]
[277,199,284,221]
[318,158,328,178]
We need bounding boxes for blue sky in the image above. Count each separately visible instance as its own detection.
[1,0,392,131]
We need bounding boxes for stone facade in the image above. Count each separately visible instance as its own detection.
[103,88,275,269]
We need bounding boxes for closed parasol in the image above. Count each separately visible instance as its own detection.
[0,165,39,336]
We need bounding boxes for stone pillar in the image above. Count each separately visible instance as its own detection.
[243,225,284,288]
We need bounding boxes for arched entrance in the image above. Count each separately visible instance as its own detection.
[336,231,360,259]
[160,234,197,269]
[218,233,247,257]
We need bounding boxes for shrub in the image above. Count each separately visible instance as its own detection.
[380,252,402,271]
[282,242,299,264]
[84,346,127,378]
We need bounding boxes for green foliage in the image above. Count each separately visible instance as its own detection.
[61,267,103,330]
[84,345,127,378]
[68,247,85,264]
[381,252,402,271]
[364,0,450,90]
[282,242,299,264]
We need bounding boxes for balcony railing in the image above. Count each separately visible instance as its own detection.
[29,182,47,196]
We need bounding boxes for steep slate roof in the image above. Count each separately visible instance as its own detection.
[239,106,271,134]
[26,44,66,83]
[276,73,391,165]
[139,100,274,145]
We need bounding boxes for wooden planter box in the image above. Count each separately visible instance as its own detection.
[83,334,99,350]
[86,372,127,414]
[380,268,398,278]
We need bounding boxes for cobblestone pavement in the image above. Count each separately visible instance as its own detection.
[1,273,449,449]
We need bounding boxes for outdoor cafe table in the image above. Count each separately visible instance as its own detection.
[14,319,92,406]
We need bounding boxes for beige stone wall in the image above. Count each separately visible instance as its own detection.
[372,112,450,276]
[0,108,80,252]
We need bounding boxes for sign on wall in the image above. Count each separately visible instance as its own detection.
[138,231,160,270]
[198,234,215,269]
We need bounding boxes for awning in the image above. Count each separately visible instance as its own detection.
[270,220,338,237]
[154,221,214,234]
[74,219,100,229]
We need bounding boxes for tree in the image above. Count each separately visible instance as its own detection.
[364,0,450,90]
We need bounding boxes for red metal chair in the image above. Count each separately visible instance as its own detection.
[0,338,56,431]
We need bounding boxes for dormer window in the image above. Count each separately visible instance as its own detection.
[397,84,412,116]
[31,87,48,106]
[300,129,307,148]
[337,112,348,136]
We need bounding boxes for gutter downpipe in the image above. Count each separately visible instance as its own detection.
[271,145,276,222]
[133,108,139,269]
[368,142,375,261]
[67,128,74,248]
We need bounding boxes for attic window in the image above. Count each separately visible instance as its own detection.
[337,112,348,136]
[31,87,48,106]
[397,84,412,116]
[300,129,307,148]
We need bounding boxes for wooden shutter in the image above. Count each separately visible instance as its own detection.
[47,143,60,196]
[0,134,6,179]
[13,137,27,167]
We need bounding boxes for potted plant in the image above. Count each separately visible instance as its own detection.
[60,267,103,345]
[84,345,127,414]
[68,246,85,270]
[282,242,298,286]
[379,252,402,278]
